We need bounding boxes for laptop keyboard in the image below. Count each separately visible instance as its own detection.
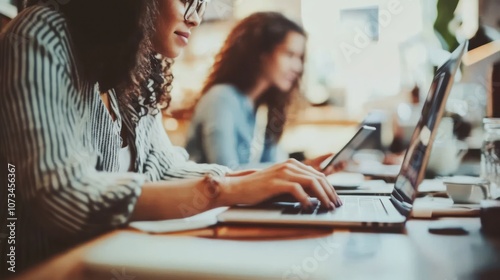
[281,197,387,218]
[281,200,322,215]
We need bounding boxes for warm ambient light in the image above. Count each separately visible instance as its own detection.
[301,0,425,117]
[462,40,500,66]
[164,118,179,131]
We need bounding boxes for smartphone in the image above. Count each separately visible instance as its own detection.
[320,125,377,171]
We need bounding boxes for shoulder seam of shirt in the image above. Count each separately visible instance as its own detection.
[202,84,246,106]
[8,6,68,50]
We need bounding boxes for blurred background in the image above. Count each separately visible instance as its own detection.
[2,0,499,166]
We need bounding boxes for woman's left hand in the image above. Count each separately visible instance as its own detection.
[303,153,346,175]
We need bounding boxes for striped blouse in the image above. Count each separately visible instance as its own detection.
[0,5,229,274]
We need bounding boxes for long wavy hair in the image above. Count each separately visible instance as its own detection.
[21,0,172,119]
[202,12,306,143]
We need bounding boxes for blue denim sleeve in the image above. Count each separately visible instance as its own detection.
[233,134,286,170]
[260,140,278,163]
[200,90,242,170]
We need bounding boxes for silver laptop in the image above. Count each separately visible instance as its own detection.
[218,41,468,229]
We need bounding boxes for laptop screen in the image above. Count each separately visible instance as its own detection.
[391,41,468,216]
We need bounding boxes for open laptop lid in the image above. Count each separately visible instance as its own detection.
[390,41,469,217]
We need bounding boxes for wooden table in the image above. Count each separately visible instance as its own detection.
[11,217,500,280]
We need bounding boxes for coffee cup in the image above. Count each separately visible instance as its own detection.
[427,139,468,176]
[444,176,490,204]
[427,117,469,176]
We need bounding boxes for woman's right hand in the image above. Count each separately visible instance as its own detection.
[220,159,343,210]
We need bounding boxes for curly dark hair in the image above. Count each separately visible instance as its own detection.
[21,0,172,120]
[202,12,306,143]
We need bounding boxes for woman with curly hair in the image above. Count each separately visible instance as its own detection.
[186,12,336,171]
[0,0,342,274]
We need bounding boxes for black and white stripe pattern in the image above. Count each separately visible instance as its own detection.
[0,6,229,274]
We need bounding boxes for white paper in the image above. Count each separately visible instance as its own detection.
[418,179,447,193]
[129,207,228,233]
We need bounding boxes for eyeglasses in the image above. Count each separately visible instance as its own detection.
[183,0,208,21]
